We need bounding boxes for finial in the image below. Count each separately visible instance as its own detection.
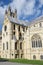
[5,10,7,14]
[15,9,17,13]
[8,6,11,12]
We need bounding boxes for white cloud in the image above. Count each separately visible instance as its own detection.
[7,0,36,19]
[0,6,6,15]
[0,1,4,6]
[0,0,43,25]
[9,0,26,18]
[22,0,35,15]
[0,6,7,24]
[39,0,43,5]
[39,0,43,8]
[35,9,41,17]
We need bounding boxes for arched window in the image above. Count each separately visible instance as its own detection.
[31,34,42,48]
[4,25,7,31]
[33,55,36,60]
[15,42,17,50]
[6,42,8,50]
[19,32,22,40]
[40,55,43,59]
[20,42,22,49]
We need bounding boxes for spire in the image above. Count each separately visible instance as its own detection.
[8,6,11,12]
[15,9,17,13]
[15,9,17,18]
[5,10,7,14]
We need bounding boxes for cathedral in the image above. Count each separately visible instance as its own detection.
[0,7,43,60]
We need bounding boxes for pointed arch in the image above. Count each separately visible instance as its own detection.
[31,34,42,48]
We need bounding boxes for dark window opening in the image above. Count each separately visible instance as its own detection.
[15,42,17,50]
[15,54,18,58]
[22,26,25,32]
[40,55,43,59]
[13,32,15,35]
[18,26,20,31]
[19,33,22,40]
[4,25,7,31]
[33,55,36,60]
[21,54,23,58]
[20,42,22,49]
[6,42,8,50]
[14,24,15,30]
[32,41,35,48]
[12,54,13,56]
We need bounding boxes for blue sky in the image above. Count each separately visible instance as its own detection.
[0,0,43,31]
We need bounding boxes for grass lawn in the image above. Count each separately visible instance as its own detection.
[0,58,43,65]
[8,59,43,65]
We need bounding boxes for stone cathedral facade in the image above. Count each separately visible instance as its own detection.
[0,7,43,60]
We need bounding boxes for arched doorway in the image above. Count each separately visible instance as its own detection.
[33,55,36,60]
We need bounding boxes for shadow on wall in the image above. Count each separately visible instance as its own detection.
[0,58,8,62]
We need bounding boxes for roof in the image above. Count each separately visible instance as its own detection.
[7,15,43,27]
[8,16,30,26]
[29,15,43,26]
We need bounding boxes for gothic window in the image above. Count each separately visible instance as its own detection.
[4,25,7,31]
[32,41,35,47]
[22,26,25,32]
[21,54,23,58]
[18,26,20,31]
[31,34,42,48]
[6,42,8,50]
[15,42,17,50]
[19,33,22,40]
[20,42,22,49]
[36,40,38,47]
[40,55,43,59]
[12,54,13,56]
[23,27,25,32]
[13,32,15,35]
[15,54,18,58]
[14,24,15,30]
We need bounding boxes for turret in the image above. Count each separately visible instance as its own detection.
[5,6,17,18]
[14,9,17,18]
[8,6,11,16]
